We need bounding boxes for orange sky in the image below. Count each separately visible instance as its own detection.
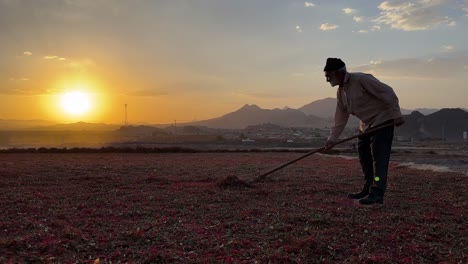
[1,1,467,125]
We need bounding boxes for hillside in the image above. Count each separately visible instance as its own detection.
[396,108,468,140]
[298,97,337,118]
[0,98,462,133]
[297,98,417,118]
[189,104,329,129]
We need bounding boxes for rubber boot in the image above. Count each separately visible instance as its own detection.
[347,181,372,199]
[359,187,384,205]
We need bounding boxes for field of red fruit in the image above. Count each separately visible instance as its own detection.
[0,153,466,263]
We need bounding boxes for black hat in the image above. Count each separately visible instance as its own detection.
[323,58,346,71]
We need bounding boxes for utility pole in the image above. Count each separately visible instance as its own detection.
[174,120,177,143]
[125,104,128,127]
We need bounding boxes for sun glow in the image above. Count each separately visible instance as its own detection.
[60,91,91,115]
[42,78,111,123]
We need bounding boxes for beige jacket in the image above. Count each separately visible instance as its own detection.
[328,72,402,142]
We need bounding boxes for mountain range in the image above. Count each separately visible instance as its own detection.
[179,98,443,130]
[396,108,468,140]
[1,98,466,140]
[297,97,440,117]
[188,104,329,129]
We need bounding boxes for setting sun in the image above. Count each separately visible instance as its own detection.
[60,91,91,115]
[44,80,109,123]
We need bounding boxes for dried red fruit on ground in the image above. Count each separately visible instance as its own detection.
[0,153,466,263]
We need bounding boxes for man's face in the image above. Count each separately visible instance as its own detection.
[325,71,340,87]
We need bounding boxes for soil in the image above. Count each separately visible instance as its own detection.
[0,153,466,263]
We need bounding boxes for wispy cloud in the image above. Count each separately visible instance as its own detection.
[342,8,356,14]
[441,45,455,52]
[295,25,303,32]
[23,51,32,56]
[290,73,305,78]
[374,0,456,31]
[352,54,468,79]
[371,25,381,31]
[304,2,315,7]
[0,87,46,95]
[65,58,95,72]
[319,23,338,31]
[9,77,29,81]
[353,16,364,22]
[358,30,368,33]
[44,55,67,62]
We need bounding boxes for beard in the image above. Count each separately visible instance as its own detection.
[329,77,340,87]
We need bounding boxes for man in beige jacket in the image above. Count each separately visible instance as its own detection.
[323,58,405,205]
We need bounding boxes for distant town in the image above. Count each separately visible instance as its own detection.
[1,98,468,149]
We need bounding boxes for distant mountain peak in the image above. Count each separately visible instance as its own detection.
[437,108,466,113]
[409,111,424,118]
[239,104,261,111]
[427,108,468,119]
[298,98,337,118]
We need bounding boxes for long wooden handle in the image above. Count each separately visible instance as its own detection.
[249,122,395,183]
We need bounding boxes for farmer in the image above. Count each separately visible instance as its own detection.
[323,58,405,205]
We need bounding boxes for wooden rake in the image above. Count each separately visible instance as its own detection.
[248,122,395,184]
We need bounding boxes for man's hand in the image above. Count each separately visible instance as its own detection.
[325,140,335,150]
[394,117,405,127]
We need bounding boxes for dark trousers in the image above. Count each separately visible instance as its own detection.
[358,123,394,198]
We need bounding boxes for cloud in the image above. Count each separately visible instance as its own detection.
[295,25,303,32]
[304,2,315,7]
[43,55,68,61]
[0,88,45,95]
[353,16,364,22]
[371,25,381,31]
[358,30,368,33]
[9,77,29,81]
[441,45,454,52]
[0,82,46,95]
[23,51,32,56]
[290,73,305,77]
[343,8,356,14]
[319,23,338,31]
[352,54,468,79]
[65,58,96,72]
[374,0,456,31]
